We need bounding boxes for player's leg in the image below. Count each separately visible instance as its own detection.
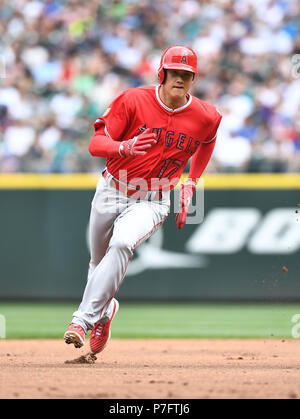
[72,197,170,332]
[64,176,119,346]
[87,205,115,280]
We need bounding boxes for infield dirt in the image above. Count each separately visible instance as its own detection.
[0,339,299,399]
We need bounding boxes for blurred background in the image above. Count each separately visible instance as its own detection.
[1,0,300,339]
[0,0,300,174]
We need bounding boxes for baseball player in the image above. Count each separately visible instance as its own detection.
[64,45,222,354]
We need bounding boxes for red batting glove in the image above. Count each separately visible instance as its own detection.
[175,183,196,230]
[119,128,157,157]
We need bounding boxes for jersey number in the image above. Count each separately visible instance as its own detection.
[157,158,184,179]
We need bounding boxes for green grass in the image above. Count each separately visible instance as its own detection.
[0,302,299,339]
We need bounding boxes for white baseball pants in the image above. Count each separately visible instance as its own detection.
[72,172,170,333]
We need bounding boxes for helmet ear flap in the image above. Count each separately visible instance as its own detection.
[158,67,165,84]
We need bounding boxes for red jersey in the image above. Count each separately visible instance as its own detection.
[95,85,221,189]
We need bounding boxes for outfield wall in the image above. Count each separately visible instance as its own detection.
[1,173,300,301]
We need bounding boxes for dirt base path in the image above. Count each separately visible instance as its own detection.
[0,339,300,399]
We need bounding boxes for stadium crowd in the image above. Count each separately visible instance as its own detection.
[0,0,299,174]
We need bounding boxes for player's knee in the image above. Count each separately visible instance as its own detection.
[110,237,133,253]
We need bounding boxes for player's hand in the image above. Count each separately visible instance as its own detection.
[175,183,196,230]
[119,128,157,157]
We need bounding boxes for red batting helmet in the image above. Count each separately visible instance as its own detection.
[158,45,198,84]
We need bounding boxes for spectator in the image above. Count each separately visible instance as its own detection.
[3,119,35,157]
[0,0,299,173]
[49,136,76,173]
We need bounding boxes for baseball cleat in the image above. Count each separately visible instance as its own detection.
[90,298,119,354]
[64,323,85,348]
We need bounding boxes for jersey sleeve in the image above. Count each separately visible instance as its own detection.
[93,90,132,141]
[203,107,222,144]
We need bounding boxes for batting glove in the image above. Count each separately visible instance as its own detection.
[175,182,196,230]
[119,128,157,157]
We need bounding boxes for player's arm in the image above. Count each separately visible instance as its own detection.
[176,109,222,230]
[88,127,157,158]
[175,139,216,229]
[89,90,157,158]
[187,136,217,184]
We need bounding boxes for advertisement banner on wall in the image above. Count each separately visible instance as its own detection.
[0,174,299,301]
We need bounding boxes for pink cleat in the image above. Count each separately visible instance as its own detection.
[64,323,85,348]
[90,298,119,354]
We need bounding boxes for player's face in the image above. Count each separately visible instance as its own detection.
[163,69,194,100]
